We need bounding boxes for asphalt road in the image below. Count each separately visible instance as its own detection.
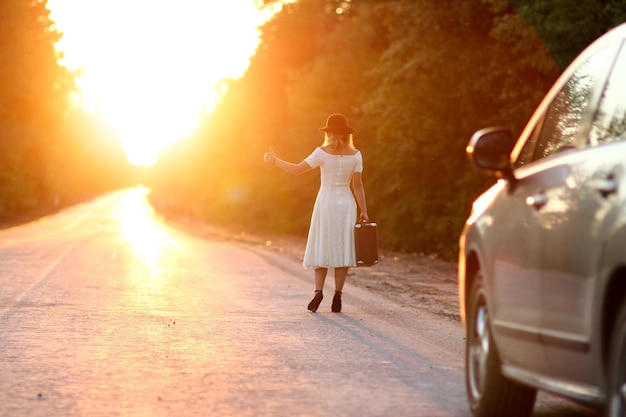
[0,188,601,417]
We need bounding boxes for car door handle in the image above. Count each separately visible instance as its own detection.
[526,193,548,210]
[595,176,618,198]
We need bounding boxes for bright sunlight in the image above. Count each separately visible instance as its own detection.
[47,1,277,166]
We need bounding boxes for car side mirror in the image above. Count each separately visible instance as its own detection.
[467,126,516,185]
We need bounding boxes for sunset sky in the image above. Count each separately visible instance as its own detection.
[47,1,280,166]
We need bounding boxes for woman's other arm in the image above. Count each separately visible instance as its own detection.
[352,172,369,222]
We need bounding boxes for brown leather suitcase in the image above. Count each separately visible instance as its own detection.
[354,222,378,267]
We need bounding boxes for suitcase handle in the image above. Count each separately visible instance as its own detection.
[355,221,377,228]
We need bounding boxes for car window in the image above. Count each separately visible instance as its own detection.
[589,40,626,145]
[529,45,615,162]
[515,119,542,167]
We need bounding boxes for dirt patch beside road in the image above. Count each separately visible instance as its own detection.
[152,203,461,322]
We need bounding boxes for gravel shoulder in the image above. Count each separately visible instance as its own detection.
[152,205,461,322]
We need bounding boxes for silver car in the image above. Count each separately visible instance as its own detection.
[458,22,626,417]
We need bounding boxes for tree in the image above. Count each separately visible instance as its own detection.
[505,0,626,69]
[0,0,130,219]
[0,0,72,216]
[151,0,356,233]
[359,0,558,255]
[150,0,565,258]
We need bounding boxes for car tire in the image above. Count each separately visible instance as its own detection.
[607,299,626,417]
[466,275,537,417]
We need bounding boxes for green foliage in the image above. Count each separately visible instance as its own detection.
[152,0,622,259]
[357,0,558,258]
[504,0,626,70]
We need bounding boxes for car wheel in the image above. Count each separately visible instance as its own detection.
[607,299,626,417]
[466,275,537,417]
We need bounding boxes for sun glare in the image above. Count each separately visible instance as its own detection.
[47,0,276,166]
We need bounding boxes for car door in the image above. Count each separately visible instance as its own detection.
[485,152,551,375]
[540,39,626,389]
[488,40,618,382]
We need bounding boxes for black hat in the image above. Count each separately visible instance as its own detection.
[318,114,355,134]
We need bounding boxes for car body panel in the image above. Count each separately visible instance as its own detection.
[540,143,626,388]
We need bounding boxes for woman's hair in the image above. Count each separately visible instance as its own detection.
[323,132,355,148]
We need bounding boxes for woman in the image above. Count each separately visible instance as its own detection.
[263,114,369,313]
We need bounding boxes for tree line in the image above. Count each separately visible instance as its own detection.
[3,0,625,258]
[149,0,626,259]
[0,0,129,223]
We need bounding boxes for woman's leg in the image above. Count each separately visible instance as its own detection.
[334,267,348,293]
[314,268,328,291]
[308,268,327,312]
[332,267,348,313]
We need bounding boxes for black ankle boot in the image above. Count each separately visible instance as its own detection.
[332,291,342,313]
[307,290,323,312]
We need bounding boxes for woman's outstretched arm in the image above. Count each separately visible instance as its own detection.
[264,147,312,175]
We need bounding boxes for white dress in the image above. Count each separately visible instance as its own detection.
[303,147,363,269]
